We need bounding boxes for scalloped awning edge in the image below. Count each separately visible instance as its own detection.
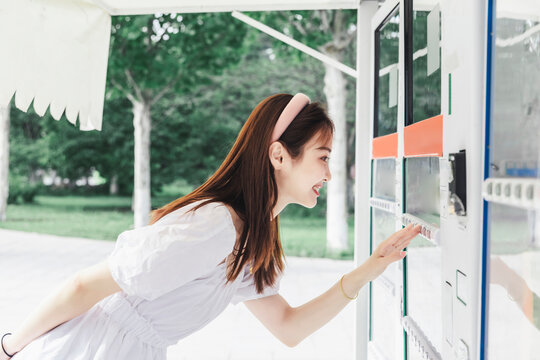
[0,0,111,131]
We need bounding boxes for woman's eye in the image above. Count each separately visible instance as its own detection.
[322,156,330,162]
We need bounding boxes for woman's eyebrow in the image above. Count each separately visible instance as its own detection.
[316,146,332,152]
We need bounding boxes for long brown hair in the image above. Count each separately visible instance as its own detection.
[149,94,334,293]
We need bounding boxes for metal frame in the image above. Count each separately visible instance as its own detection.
[355,3,380,359]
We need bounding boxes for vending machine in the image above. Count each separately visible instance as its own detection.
[363,0,537,359]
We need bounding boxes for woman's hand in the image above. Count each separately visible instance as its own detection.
[363,224,421,282]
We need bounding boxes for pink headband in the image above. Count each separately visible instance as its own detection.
[271,93,311,142]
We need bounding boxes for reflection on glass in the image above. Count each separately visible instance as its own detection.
[488,3,540,358]
[376,7,399,137]
[489,206,540,359]
[372,208,396,248]
[490,205,539,254]
[412,5,441,123]
[491,16,540,179]
[405,157,440,225]
[371,208,399,359]
[372,159,396,201]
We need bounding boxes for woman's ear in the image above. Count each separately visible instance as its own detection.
[269,142,286,170]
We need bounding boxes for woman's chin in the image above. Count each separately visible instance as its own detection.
[301,198,318,209]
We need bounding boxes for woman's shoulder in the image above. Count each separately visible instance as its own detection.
[157,199,240,235]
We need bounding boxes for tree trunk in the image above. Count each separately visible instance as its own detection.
[0,106,10,222]
[132,100,152,228]
[323,59,348,252]
[109,174,118,195]
[29,169,38,184]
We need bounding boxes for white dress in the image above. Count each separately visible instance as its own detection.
[11,200,281,360]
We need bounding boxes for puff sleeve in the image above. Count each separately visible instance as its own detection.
[107,202,236,301]
[230,267,283,305]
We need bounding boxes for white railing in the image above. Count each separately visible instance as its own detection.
[369,197,398,214]
[482,177,540,210]
[401,213,440,245]
[402,316,442,360]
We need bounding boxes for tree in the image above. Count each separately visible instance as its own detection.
[249,10,357,252]
[8,107,52,186]
[107,12,248,227]
[8,98,133,199]
[43,97,135,195]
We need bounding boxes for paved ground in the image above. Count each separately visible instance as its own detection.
[0,229,357,360]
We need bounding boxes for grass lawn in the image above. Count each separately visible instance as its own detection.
[0,188,355,260]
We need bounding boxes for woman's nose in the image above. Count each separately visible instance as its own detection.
[325,168,332,182]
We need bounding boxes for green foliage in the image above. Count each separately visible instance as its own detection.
[9,105,51,178]
[88,97,135,195]
[39,183,110,196]
[101,12,254,194]
[108,13,249,102]
[45,118,109,182]
[7,174,40,204]
[9,98,136,196]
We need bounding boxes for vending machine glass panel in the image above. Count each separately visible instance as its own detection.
[405,157,442,358]
[411,5,441,124]
[487,4,540,358]
[375,7,400,137]
[370,207,399,359]
[373,158,396,201]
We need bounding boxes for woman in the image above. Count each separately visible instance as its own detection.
[1,93,420,359]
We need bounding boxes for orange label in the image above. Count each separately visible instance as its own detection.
[404,115,443,157]
[372,133,398,159]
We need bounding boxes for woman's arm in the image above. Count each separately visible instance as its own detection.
[244,263,372,347]
[244,224,420,347]
[2,260,122,357]
[490,256,534,324]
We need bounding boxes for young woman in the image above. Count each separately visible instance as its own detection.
[1,93,420,359]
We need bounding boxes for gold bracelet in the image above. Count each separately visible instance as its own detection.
[339,274,358,300]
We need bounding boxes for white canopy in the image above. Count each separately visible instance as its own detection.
[0,0,356,131]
